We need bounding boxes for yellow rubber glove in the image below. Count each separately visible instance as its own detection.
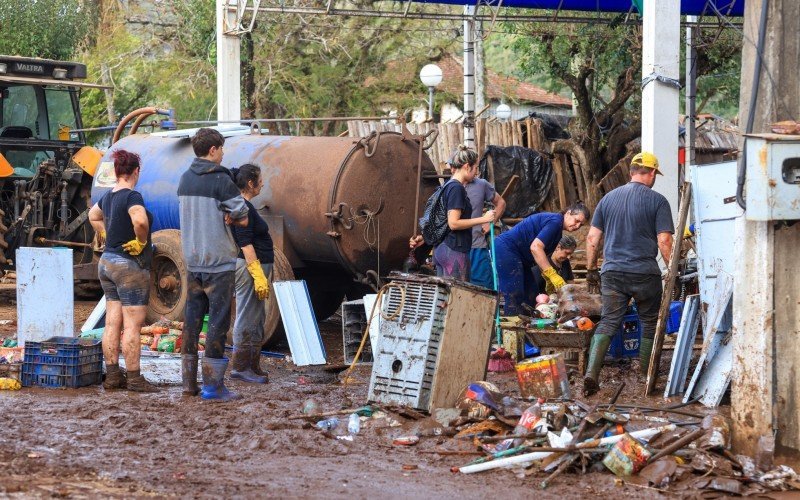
[542,267,566,292]
[94,230,106,252]
[0,377,21,390]
[246,259,270,301]
[122,237,147,256]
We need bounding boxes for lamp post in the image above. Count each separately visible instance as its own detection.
[496,103,512,121]
[419,64,443,121]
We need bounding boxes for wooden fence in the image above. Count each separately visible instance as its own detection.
[347,118,586,212]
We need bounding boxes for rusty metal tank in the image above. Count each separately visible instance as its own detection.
[92,127,439,325]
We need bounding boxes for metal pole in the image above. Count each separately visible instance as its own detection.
[685,15,698,175]
[428,86,435,121]
[463,5,476,147]
[244,5,737,26]
[475,20,486,112]
[217,0,242,122]
[641,0,681,227]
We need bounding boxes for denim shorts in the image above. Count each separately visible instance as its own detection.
[98,253,150,306]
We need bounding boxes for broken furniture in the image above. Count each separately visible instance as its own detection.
[367,273,497,412]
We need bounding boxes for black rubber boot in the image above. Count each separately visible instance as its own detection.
[103,364,126,390]
[126,370,159,393]
[250,348,269,379]
[182,354,199,396]
[230,348,267,384]
[639,337,655,376]
[583,334,612,396]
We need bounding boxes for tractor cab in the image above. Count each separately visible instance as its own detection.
[0,56,99,178]
[0,55,106,271]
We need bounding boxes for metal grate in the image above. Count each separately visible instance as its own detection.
[342,300,372,364]
[384,282,439,324]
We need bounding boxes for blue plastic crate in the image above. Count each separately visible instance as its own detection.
[608,313,642,359]
[22,337,103,388]
[666,301,683,334]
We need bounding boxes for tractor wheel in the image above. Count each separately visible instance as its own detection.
[147,229,187,323]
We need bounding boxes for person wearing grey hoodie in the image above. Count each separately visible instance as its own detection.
[177,128,248,401]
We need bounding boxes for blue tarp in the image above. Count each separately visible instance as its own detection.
[414,0,743,17]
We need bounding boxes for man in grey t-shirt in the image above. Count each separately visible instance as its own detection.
[583,151,675,396]
[464,164,506,289]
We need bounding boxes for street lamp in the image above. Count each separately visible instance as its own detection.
[419,64,443,121]
[496,103,512,121]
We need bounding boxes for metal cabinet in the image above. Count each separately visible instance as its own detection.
[367,273,497,412]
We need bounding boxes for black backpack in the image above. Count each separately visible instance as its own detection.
[419,180,456,246]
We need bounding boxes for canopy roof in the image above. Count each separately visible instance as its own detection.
[413,0,743,17]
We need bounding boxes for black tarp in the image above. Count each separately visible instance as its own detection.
[478,145,554,218]
[525,112,571,141]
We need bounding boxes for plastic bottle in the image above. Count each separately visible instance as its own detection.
[347,413,361,434]
[531,319,556,329]
[512,398,545,446]
[316,417,339,431]
[302,399,319,415]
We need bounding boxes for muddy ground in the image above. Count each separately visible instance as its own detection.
[0,290,793,498]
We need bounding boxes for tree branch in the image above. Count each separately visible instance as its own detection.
[597,66,636,125]
[603,119,641,168]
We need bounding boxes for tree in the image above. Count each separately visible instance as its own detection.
[508,14,640,208]
[245,4,454,135]
[79,0,218,141]
[692,27,742,117]
[507,13,742,208]
[0,0,95,60]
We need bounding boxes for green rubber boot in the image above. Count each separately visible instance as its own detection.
[583,334,612,396]
[639,337,655,376]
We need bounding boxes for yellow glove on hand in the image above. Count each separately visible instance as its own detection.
[246,259,270,301]
[542,267,566,291]
[94,230,106,252]
[122,237,147,256]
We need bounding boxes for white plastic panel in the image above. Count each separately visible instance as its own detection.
[272,280,326,366]
[689,161,743,308]
[16,247,74,347]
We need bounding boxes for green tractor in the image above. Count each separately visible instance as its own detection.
[0,55,104,291]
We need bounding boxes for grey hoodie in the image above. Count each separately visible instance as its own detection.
[178,158,248,273]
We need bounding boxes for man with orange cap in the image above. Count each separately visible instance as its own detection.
[583,152,675,396]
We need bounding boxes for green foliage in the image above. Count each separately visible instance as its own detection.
[244,4,455,133]
[0,0,95,60]
[504,12,743,175]
[75,0,456,137]
[78,5,216,142]
[483,33,561,92]
[508,12,640,117]
[691,27,742,119]
[173,0,217,61]
[507,13,742,121]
